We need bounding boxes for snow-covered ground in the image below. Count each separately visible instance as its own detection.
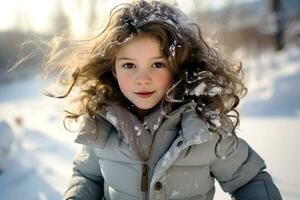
[0,79,78,200]
[237,45,300,117]
[0,45,300,199]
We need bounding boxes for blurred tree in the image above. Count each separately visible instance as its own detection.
[50,1,70,35]
[88,0,97,28]
[15,0,30,32]
[271,0,285,50]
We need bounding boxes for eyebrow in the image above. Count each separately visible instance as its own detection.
[116,56,165,60]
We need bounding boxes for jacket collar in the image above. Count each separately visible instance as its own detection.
[74,114,113,148]
[74,102,209,148]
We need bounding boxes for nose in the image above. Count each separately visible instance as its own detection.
[135,70,151,85]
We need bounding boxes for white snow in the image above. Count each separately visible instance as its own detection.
[0,121,14,170]
[170,189,180,197]
[207,86,222,97]
[105,111,118,127]
[0,78,79,200]
[190,82,206,96]
[235,45,300,103]
[169,40,177,58]
[153,124,159,131]
[210,118,221,128]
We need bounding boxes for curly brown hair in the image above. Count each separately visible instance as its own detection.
[44,0,247,157]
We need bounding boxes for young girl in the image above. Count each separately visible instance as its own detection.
[45,1,282,199]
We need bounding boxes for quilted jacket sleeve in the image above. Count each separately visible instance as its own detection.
[210,137,266,193]
[63,145,104,200]
[210,135,282,199]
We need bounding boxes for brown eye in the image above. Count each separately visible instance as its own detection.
[122,63,135,69]
[153,62,165,68]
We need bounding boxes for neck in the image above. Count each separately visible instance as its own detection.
[135,108,150,122]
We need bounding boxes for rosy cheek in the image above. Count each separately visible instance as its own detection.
[157,72,172,90]
[117,76,131,93]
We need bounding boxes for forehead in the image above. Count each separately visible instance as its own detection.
[116,34,163,58]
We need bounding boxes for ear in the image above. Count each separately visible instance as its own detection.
[111,66,117,78]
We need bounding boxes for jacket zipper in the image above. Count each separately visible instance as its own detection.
[140,114,179,197]
[140,119,168,193]
[147,120,169,168]
[141,120,170,195]
[141,163,149,192]
[140,122,167,196]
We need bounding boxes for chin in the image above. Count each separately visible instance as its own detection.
[135,104,155,110]
[136,106,152,110]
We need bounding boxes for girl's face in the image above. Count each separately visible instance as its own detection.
[114,35,172,116]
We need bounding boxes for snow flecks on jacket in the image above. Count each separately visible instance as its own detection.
[204,110,221,128]
[143,121,149,130]
[210,119,221,128]
[153,116,162,131]
[151,124,213,187]
[170,190,180,198]
[134,126,142,136]
[155,193,161,200]
[105,111,118,128]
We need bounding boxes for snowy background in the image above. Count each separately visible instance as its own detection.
[1,44,300,200]
[1,0,300,199]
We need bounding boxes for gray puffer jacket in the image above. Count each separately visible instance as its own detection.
[63,103,282,200]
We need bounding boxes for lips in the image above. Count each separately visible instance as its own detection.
[135,91,155,98]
